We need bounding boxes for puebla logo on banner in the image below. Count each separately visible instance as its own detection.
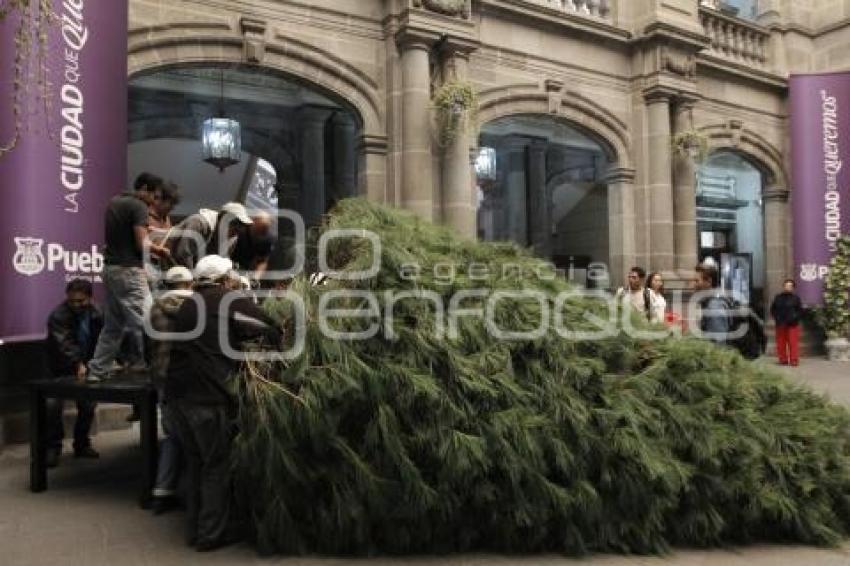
[12,237,46,276]
[12,236,103,280]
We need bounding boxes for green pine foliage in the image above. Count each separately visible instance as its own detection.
[233,199,850,556]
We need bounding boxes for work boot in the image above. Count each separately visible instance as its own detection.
[46,448,60,468]
[151,495,180,516]
[74,446,100,459]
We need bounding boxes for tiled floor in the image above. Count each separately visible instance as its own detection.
[1,356,849,565]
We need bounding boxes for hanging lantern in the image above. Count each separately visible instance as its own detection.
[202,69,242,172]
[475,146,497,189]
[202,117,241,172]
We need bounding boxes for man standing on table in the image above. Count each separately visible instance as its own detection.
[45,279,104,467]
[86,180,171,381]
[167,255,282,551]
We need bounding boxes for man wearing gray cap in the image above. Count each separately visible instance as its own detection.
[166,255,282,551]
[148,265,194,514]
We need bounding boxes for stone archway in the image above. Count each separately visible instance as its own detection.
[126,26,388,202]
[476,83,635,286]
[477,82,633,170]
[698,126,791,307]
[127,63,363,230]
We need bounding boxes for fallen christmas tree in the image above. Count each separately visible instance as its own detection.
[233,198,850,556]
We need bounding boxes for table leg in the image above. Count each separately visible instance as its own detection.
[139,388,158,509]
[29,387,47,493]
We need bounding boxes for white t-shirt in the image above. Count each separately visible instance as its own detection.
[648,289,667,323]
[617,287,648,316]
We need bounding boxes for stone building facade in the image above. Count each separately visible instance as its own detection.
[127,0,850,307]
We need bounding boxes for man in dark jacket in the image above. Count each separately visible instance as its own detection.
[692,263,731,345]
[770,278,804,366]
[45,279,104,467]
[166,255,282,551]
[148,266,194,514]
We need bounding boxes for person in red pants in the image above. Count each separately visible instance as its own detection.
[770,279,804,366]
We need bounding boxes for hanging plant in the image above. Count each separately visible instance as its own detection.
[815,235,850,339]
[433,80,478,148]
[0,0,57,157]
[671,130,710,163]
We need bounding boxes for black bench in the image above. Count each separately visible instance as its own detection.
[28,377,158,508]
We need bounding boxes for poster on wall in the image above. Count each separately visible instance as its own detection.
[789,72,850,306]
[0,1,128,342]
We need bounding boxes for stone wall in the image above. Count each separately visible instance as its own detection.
[124,0,848,299]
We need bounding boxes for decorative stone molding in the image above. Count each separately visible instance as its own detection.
[643,87,675,104]
[662,46,696,78]
[726,119,744,147]
[358,134,389,156]
[544,78,564,114]
[604,166,637,184]
[240,17,266,64]
[412,0,471,19]
[762,188,789,202]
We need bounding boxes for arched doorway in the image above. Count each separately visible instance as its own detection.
[696,150,766,306]
[128,64,362,228]
[476,115,613,287]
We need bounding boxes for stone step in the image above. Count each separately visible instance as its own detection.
[0,403,134,450]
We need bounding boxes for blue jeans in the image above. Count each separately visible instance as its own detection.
[88,266,151,377]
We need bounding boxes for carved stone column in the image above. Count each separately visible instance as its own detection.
[397,33,435,221]
[297,106,333,228]
[644,90,676,274]
[673,100,699,275]
[332,113,358,201]
[606,167,637,289]
[358,134,388,203]
[440,50,476,238]
[503,136,528,246]
[527,139,551,257]
[763,187,790,308]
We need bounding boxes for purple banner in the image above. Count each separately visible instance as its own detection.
[790,72,850,305]
[0,1,128,341]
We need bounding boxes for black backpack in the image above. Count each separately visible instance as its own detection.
[723,298,763,360]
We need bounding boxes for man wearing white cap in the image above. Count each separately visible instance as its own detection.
[166,255,281,551]
[168,202,253,270]
[148,265,194,514]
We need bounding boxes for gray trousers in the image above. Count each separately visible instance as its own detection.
[170,399,236,546]
[88,266,151,376]
[153,402,182,497]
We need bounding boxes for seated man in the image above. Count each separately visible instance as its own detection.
[167,255,282,551]
[45,279,104,467]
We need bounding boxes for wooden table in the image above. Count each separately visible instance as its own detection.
[28,376,158,508]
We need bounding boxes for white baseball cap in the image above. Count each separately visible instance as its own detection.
[194,255,234,281]
[221,202,253,225]
[164,266,193,283]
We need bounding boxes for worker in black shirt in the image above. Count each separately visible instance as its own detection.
[166,255,282,551]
